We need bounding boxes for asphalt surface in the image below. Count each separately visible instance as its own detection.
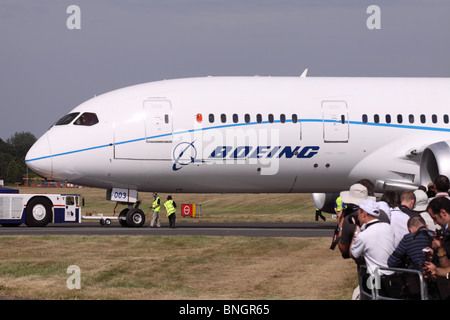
[0,221,336,237]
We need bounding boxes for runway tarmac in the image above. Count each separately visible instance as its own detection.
[0,221,335,237]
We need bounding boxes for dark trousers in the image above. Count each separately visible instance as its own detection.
[380,274,404,299]
[168,213,176,228]
[361,272,404,299]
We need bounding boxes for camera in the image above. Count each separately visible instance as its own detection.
[435,228,450,239]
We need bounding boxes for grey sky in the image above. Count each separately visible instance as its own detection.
[1,0,449,140]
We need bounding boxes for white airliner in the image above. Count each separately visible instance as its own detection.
[25,75,450,217]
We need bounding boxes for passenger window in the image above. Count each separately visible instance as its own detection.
[244,114,250,123]
[374,114,380,123]
[256,114,262,123]
[385,114,391,123]
[268,114,274,123]
[280,114,286,123]
[397,114,403,124]
[55,112,80,126]
[74,112,99,126]
[420,114,426,123]
[362,114,368,124]
[232,114,238,123]
[432,114,437,123]
[444,115,449,124]
[409,114,414,124]
[165,114,169,124]
[292,114,298,123]
[209,113,215,123]
[221,114,227,123]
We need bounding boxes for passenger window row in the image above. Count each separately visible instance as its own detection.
[362,114,449,125]
[205,113,299,124]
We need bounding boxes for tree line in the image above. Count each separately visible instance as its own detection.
[0,132,37,184]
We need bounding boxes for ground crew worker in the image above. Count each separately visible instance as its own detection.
[164,195,177,228]
[150,192,161,228]
[334,196,347,218]
[315,208,326,221]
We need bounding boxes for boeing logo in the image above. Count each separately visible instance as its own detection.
[172,143,320,171]
[209,145,320,159]
[172,141,205,171]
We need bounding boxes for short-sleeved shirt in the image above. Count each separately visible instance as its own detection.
[390,206,418,248]
[351,219,395,275]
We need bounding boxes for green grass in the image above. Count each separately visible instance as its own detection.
[0,235,356,300]
[0,187,353,300]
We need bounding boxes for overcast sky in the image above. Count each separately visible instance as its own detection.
[1,0,449,140]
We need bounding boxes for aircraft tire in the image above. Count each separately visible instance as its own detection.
[126,208,146,228]
[25,197,52,227]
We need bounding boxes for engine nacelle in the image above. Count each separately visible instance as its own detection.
[312,192,340,213]
[420,141,450,187]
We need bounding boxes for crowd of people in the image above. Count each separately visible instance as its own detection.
[333,175,450,300]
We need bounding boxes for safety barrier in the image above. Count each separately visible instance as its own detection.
[357,264,428,300]
[181,204,202,218]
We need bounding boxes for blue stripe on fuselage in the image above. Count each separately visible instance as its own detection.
[25,119,450,162]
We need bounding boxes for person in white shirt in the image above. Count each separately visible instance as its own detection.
[350,199,402,298]
[413,189,438,231]
[390,190,418,248]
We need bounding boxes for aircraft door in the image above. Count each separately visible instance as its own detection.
[113,99,173,160]
[322,101,349,143]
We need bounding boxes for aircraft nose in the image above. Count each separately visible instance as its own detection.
[25,133,53,179]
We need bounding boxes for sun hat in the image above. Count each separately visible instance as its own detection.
[340,183,375,205]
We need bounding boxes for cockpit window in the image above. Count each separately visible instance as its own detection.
[55,112,80,126]
[74,112,99,126]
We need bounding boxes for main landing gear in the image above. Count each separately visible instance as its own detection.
[118,201,146,228]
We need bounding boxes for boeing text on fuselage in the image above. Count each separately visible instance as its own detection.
[208,145,320,159]
[171,140,320,173]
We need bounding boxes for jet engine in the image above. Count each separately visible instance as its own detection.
[420,141,450,187]
[312,192,340,213]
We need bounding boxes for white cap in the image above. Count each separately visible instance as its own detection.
[377,201,391,219]
[413,189,428,212]
[359,199,380,217]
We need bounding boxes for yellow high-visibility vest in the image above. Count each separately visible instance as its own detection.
[152,197,161,212]
[335,196,346,211]
[164,200,176,216]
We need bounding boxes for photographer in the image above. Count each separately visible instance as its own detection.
[336,183,374,259]
[388,215,433,299]
[349,199,401,298]
[388,215,432,271]
[422,197,450,299]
